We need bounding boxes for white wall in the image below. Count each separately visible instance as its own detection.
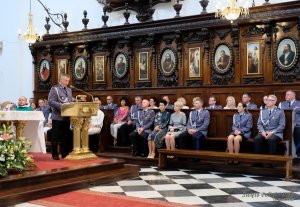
[0,0,293,103]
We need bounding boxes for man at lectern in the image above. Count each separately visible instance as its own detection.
[48,73,73,160]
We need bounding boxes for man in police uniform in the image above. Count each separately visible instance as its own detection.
[48,73,73,160]
[178,98,210,150]
[254,95,285,155]
[129,99,155,157]
[242,92,257,109]
[278,90,300,156]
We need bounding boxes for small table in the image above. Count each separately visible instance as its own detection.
[0,111,46,153]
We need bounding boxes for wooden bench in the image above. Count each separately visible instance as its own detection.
[158,149,293,180]
[99,109,293,155]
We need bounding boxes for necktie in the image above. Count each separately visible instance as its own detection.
[269,109,272,116]
[63,87,68,96]
[196,111,199,118]
[288,102,291,108]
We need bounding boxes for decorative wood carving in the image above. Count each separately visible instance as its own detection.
[136,82,152,88]
[100,0,172,22]
[186,80,203,87]
[183,28,209,42]
[243,77,264,84]
[241,24,265,37]
[29,2,300,103]
[231,24,239,64]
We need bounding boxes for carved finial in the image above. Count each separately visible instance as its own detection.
[102,9,109,28]
[62,13,69,32]
[123,3,130,25]
[199,0,209,15]
[44,17,51,35]
[173,0,182,18]
[82,10,89,30]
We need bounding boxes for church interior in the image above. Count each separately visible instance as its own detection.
[1,0,300,206]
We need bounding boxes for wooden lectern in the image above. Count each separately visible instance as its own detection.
[61,102,99,160]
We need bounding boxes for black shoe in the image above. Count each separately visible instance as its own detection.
[52,155,60,160]
[140,153,146,157]
[61,152,68,159]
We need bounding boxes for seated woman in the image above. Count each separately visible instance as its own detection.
[88,105,105,152]
[147,99,170,159]
[177,97,189,109]
[110,97,129,146]
[224,96,237,109]
[227,102,253,164]
[260,95,268,110]
[149,97,159,109]
[164,101,187,155]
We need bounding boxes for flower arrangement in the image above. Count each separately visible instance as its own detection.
[0,122,35,177]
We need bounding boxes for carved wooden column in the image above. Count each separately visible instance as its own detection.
[14,121,26,139]
[81,117,90,153]
[70,117,83,154]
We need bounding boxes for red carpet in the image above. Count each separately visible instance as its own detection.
[30,189,192,207]
[29,153,111,172]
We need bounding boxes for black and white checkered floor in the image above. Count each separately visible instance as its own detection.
[17,166,300,207]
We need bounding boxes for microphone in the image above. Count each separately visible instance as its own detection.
[70,85,94,102]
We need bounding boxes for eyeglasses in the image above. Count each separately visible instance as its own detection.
[267,99,276,102]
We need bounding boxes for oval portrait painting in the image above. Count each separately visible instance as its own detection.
[74,56,87,80]
[39,59,50,81]
[114,53,128,78]
[160,48,176,76]
[214,44,231,72]
[277,38,297,69]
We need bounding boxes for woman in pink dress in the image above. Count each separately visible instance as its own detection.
[110,97,129,145]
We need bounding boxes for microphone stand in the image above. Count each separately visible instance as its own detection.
[70,85,94,102]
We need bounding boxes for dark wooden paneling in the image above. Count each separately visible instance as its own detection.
[31,2,300,113]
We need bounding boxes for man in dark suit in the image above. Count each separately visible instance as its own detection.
[48,73,73,160]
[103,96,118,111]
[217,50,230,70]
[205,96,222,109]
[279,44,295,66]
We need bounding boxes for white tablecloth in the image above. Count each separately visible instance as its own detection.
[0,111,46,153]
